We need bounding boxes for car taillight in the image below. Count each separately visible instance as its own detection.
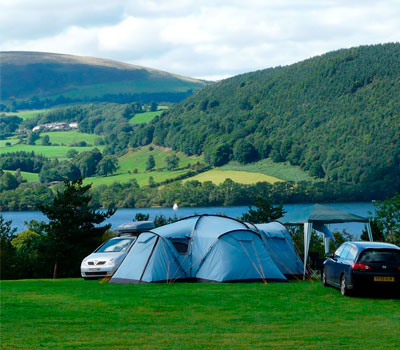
[398,266,400,271]
[352,263,371,270]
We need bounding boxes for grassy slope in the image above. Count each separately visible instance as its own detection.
[130,106,169,124]
[0,143,101,158]
[35,130,100,145]
[1,279,399,350]
[4,170,39,182]
[130,110,161,124]
[220,159,313,182]
[184,169,283,185]
[85,146,204,187]
[2,109,50,120]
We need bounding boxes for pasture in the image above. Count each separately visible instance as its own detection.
[220,159,313,182]
[2,109,49,120]
[85,146,204,187]
[129,106,168,124]
[0,143,100,158]
[4,170,39,182]
[184,169,283,185]
[129,110,162,124]
[0,279,399,350]
[35,130,100,146]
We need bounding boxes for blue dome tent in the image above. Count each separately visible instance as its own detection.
[110,215,287,283]
[254,222,303,277]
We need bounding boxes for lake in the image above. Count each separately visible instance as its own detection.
[1,202,375,238]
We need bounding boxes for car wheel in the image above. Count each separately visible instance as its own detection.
[322,270,328,287]
[340,275,350,296]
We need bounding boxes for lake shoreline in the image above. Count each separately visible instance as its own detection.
[2,202,376,237]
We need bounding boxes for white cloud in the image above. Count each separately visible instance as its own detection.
[1,0,399,80]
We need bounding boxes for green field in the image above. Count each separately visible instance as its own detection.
[0,143,100,158]
[184,169,283,185]
[36,130,101,146]
[85,146,204,187]
[4,170,39,182]
[220,159,313,182]
[129,110,162,124]
[2,109,49,120]
[1,279,399,350]
[130,106,168,124]
[0,137,20,147]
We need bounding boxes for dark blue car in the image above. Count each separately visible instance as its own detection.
[322,242,400,296]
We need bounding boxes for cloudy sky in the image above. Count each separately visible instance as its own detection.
[1,0,399,80]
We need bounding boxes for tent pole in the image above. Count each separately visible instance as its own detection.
[324,237,330,255]
[367,222,373,241]
[303,223,312,280]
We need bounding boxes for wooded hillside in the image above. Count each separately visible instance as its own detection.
[131,43,400,195]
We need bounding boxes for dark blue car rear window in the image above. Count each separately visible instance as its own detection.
[358,249,400,264]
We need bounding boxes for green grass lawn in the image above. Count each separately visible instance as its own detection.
[184,169,283,185]
[0,137,20,147]
[2,109,50,120]
[0,143,101,158]
[129,110,162,124]
[220,159,313,182]
[1,279,399,350]
[36,130,101,146]
[129,106,168,124]
[85,146,204,187]
[4,170,39,182]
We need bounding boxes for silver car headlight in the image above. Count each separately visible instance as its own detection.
[107,258,116,266]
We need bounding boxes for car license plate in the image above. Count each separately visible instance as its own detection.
[89,268,101,272]
[374,276,394,282]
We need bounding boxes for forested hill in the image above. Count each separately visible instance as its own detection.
[131,43,400,195]
[0,51,207,105]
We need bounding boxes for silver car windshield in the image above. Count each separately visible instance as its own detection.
[96,238,134,253]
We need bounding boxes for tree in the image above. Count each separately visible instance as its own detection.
[27,132,40,145]
[165,154,179,170]
[309,162,325,178]
[38,179,115,278]
[0,215,17,279]
[74,148,103,177]
[96,156,119,176]
[41,135,51,145]
[233,139,259,164]
[204,143,232,166]
[360,217,385,242]
[369,194,400,245]
[146,155,155,171]
[240,197,285,224]
[66,149,78,158]
[148,176,155,187]
[149,102,158,112]
[0,172,20,191]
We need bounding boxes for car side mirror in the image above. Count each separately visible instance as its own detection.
[326,253,335,260]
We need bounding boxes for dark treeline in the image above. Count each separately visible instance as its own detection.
[0,178,390,211]
[0,114,23,139]
[0,151,49,173]
[128,43,400,198]
[0,149,119,183]
[4,91,193,111]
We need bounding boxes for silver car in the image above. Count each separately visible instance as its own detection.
[81,236,136,280]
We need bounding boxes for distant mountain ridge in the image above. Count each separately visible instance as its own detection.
[130,43,400,196]
[0,51,207,102]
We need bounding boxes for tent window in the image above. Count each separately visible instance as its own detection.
[169,238,190,254]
